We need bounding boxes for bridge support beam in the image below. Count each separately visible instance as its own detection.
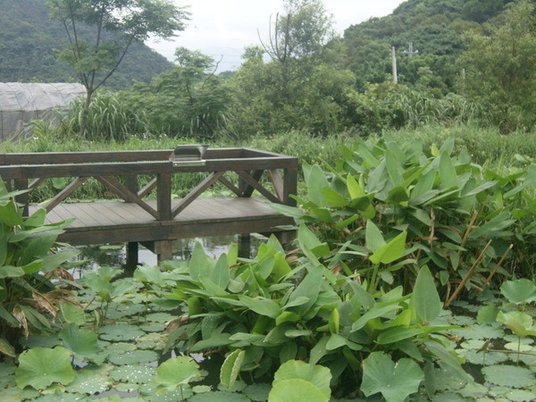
[125,242,139,272]
[156,240,174,262]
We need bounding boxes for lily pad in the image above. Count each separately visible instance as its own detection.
[0,386,40,401]
[16,347,76,390]
[140,322,167,332]
[107,349,159,365]
[139,382,193,401]
[154,356,203,393]
[145,312,175,322]
[110,364,156,384]
[65,365,113,395]
[136,333,168,350]
[188,391,250,402]
[450,325,504,340]
[482,364,534,388]
[461,349,509,365]
[361,352,423,402]
[243,383,271,401]
[99,324,145,341]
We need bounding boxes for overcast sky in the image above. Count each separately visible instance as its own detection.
[148,0,406,71]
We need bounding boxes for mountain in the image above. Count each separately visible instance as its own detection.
[341,0,517,92]
[0,0,173,89]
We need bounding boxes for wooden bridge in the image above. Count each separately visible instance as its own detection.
[0,148,298,265]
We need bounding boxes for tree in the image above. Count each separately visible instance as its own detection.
[458,0,536,131]
[122,48,230,139]
[46,0,189,137]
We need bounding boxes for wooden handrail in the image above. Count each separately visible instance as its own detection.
[0,148,299,220]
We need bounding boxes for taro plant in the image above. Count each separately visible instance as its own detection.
[138,227,470,399]
[0,179,78,355]
[274,137,536,300]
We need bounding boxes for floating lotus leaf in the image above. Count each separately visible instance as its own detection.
[33,394,89,402]
[139,382,193,401]
[188,391,250,402]
[60,323,99,356]
[243,383,271,401]
[99,324,145,341]
[65,365,112,395]
[140,322,166,333]
[504,342,535,352]
[501,279,536,305]
[145,312,175,322]
[20,335,61,349]
[361,352,423,402]
[460,339,487,350]
[16,347,76,390]
[501,389,536,402]
[106,341,136,354]
[0,361,16,376]
[136,333,167,350]
[154,356,202,394]
[461,349,509,365]
[450,324,504,340]
[115,382,139,392]
[432,392,467,402]
[0,386,39,402]
[192,385,212,394]
[482,364,534,388]
[107,349,159,365]
[504,334,534,345]
[106,303,146,320]
[110,365,156,384]
[448,315,475,326]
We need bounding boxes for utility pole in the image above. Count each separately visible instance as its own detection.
[403,42,419,57]
[391,46,398,84]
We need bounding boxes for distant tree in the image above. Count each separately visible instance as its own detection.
[122,48,230,139]
[46,0,189,137]
[458,0,536,131]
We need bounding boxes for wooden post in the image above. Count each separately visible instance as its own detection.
[238,234,251,258]
[14,179,29,216]
[125,174,139,272]
[157,172,172,221]
[156,240,173,263]
[283,167,298,206]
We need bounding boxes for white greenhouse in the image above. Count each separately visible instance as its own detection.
[0,82,85,141]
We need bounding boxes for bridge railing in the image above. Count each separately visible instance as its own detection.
[0,148,298,221]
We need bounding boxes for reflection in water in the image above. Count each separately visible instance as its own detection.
[71,234,266,275]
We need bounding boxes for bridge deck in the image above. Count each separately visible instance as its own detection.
[33,197,293,246]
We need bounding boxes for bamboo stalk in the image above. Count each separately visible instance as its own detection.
[445,239,492,308]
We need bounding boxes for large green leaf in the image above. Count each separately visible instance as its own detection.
[365,220,385,252]
[15,346,76,390]
[303,164,330,207]
[361,352,423,402]
[220,349,245,389]
[154,356,202,393]
[438,152,459,190]
[369,231,407,265]
[269,360,331,402]
[238,295,281,318]
[189,241,214,282]
[59,323,99,356]
[413,266,442,323]
[500,279,536,305]
[210,254,230,290]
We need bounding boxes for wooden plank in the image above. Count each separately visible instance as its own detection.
[172,171,224,218]
[138,178,157,198]
[0,161,171,180]
[269,169,284,201]
[237,171,280,203]
[46,177,88,212]
[96,176,158,219]
[29,177,47,190]
[217,175,242,196]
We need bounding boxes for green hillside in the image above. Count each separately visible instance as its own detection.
[342,0,517,91]
[0,0,173,89]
